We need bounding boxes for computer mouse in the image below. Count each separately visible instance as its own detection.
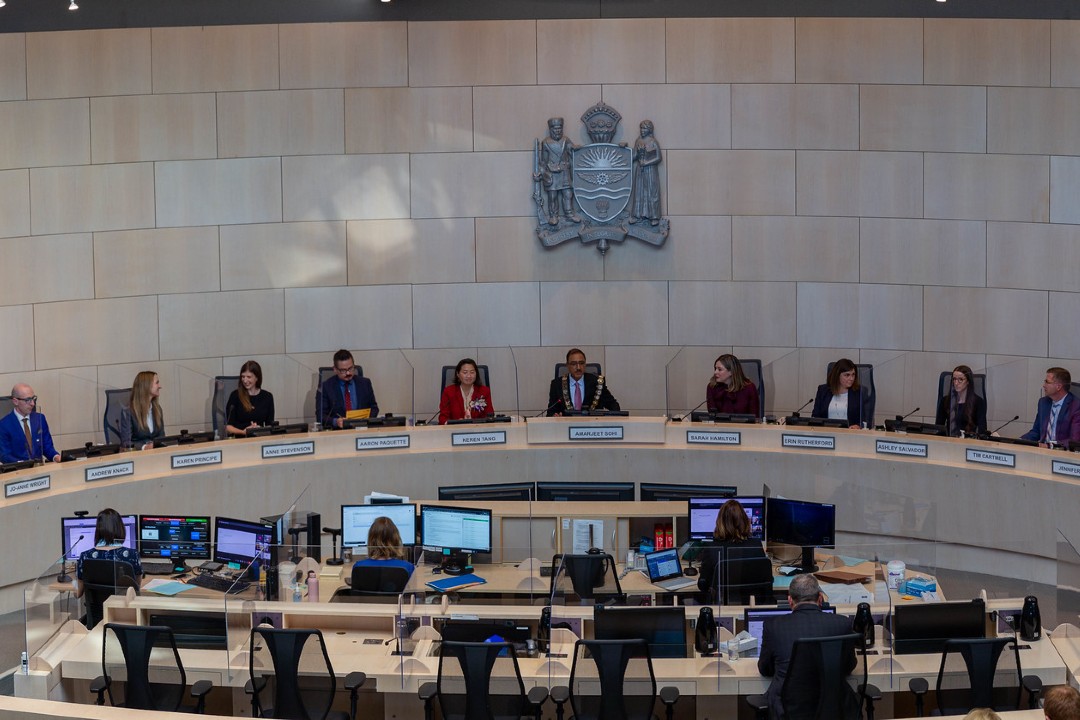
[683,567,698,577]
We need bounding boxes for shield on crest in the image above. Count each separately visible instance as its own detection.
[572,143,633,223]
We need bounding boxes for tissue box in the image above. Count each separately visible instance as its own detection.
[904,576,937,596]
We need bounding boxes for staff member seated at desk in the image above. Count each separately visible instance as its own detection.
[697,499,772,605]
[353,517,415,576]
[706,354,759,417]
[1021,367,1080,448]
[547,348,620,416]
[439,358,494,424]
[0,383,60,463]
[317,349,378,429]
[225,360,275,436]
[812,358,872,429]
[75,508,143,598]
[120,371,165,450]
[936,365,987,438]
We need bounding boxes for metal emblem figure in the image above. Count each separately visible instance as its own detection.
[533,101,669,255]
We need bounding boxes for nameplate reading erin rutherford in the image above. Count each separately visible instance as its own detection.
[1052,460,1080,479]
[687,430,741,445]
[356,435,410,451]
[781,434,835,450]
[875,439,929,458]
[569,426,624,441]
[170,450,222,469]
[261,441,315,460]
[4,474,49,498]
[84,461,135,483]
[965,448,1015,468]
[451,431,507,447]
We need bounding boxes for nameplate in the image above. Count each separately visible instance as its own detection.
[262,441,315,459]
[356,435,410,451]
[451,431,507,447]
[1052,460,1080,479]
[782,433,835,450]
[569,426,624,441]
[875,439,928,459]
[85,461,135,483]
[171,450,222,469]
[4,474,49,498]
[965,448,1015,468]
[687,430,741,445]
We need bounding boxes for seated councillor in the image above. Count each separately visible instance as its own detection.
[935,365,987,437]
[226,360,275,436]
[439,358,494,425]
[120,371,164,450]
[706,354,760,417]
[0,383,60,463]
[75,508,143,598]
[547,348,620,416]
[353,516,415,576]
[1043,685,1080,720]
[316,349,378,429]
[697,499,771,604]
[1021,367,1080,448]
[812,358,873,429]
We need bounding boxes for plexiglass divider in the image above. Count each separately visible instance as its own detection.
[23,554,85,674]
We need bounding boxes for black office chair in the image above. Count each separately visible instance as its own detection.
[747,632,876,720]
[550,553,624,605]
[418,641,547,720]
[740,358,766,419]
[702,545,775,606]
[440,365,491,396]
[246,626,366,720]
[90,623,212,713]
[103,388,132,444]
[554,362,601,379]
[936,370,988,431]
[551,639,679,720]
[0,395,12,418]
[908,637,1042,716]
[212,375,240,436]
[82,558,139,630]
[826,362,876,428]
[331,564,410,604]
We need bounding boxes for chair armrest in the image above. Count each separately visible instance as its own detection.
[859,683,882,701]
[244,676,267,695]
[418,682,437,702]
[90,675,110,705]
[344,672,366,691]
[526,687,548,707]
[659,687,680,706]
[745,694,768,712]
[1023,674,1043,708]
[191,680,212,698]
[908,677,928,695]
[550,685,570,705]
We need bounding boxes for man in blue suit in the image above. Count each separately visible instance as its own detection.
[315,349,379,429]
[1021,367,1080,447]
[0,384,60,463]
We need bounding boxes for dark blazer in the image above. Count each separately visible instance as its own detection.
[438,384,494,425]
[119,407,165,448]
[316,374,378,427]
[0,411,59,463]
[547,373,620,416]
[697,537,772,605]
[935,391,987,437]
[811,384,873,428]
[1021,391,1080,443]
[758,605,856,720]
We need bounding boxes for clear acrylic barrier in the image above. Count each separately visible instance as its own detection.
[24,555,83,672]
[1056,528,1080,633]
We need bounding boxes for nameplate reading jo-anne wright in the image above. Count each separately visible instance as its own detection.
[4,474,49,498]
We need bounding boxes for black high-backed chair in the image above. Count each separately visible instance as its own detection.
[551,639,679,720]
[908,637,1042,716]
[0,395,12,418]
[331,564,410,604]
[936,370,988,433]
[703,545,775,606]
[554,362,602,379]
[91,623,212,713]
[825,362,876,428]
[103,388,132,444]
[739,358,766,419]
[82,558,139,630]
[418,641,547,720]
[440,365,491,397]
[212,375,240,436]
[315,366,365,424]
[549,553,624,605]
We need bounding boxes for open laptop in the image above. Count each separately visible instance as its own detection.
[644,548,698,591]
[742,606,838,657]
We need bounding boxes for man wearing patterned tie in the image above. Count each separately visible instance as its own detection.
[0,384,60,463]
[547,348,620,417]
[1021,367,1080,448]
[315,349,379,429]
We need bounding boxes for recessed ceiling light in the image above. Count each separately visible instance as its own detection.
[69,0,78,9]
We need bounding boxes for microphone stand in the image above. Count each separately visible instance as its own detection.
[57,534,86,583]
[672,399,708,423]
[982,415,1020,440]
[790,398,814,418]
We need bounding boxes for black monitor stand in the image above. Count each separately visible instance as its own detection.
[796,546,818,574]
[441,550,472,576]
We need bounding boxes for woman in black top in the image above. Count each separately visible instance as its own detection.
[225,360,275,436]
[935,364,987,437]
[697,499,773,605]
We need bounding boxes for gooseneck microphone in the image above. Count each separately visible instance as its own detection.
[985,415,1020,438]
[56,534,85,583]
[791,398,814,418]
[532,397,564,418]
[416,408,441,426]
[674,398,709,422]
[897,407,920,422]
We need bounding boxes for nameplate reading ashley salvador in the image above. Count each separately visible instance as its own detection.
[356,435,410,451]
[875,439,929,459]
[5,474,49,498]
[170,450,222,470]
[687,430,741,446]
[451,431,507,447]
[965,448,1015,468]
[569,426,624,441]
[781,433,835,450]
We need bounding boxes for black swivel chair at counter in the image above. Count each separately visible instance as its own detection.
[331,564,410,604]
[81,558,139,631]
[419,641,547,720]
[550,553,624,605]
[908,637,1042,716]
[211,375,240,437]
[102,388,132,445]
[551,639,679,720]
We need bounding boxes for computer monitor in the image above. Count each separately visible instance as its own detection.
[420,504,493,575]
[341,503,417,550]
[61,514,136,561]
[438,482,536,502]
[744,607,838,657]
[765,498,836,573]
[535,481,635,502]
[138,515,212,571]
[593,605,688,659]
[689,496,765,541]
[892,599,986,655]
[213,516,274,571]
[640,483,736,502]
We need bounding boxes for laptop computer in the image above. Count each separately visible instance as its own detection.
[742,606,838,657]
[644,548,698,591]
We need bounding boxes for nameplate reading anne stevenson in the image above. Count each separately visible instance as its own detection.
[170,450,222,470]
[965,447,1015,468]
[84,461,135,483]
[687,430,741,445]
[261,441,315,460]
[356,435,410,451]
[451,431,507,447]
[4,474,49,498]
[781,433,835,450]
[569,426,624,441]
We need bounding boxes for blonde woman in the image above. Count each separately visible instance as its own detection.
[120,371,164,450]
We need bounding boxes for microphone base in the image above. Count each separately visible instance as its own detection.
[57,572,72,584]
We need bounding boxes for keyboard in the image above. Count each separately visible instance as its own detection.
[187,573,251,594]
[142,559,177,575]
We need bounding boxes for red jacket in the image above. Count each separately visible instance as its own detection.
[438,385,494,425]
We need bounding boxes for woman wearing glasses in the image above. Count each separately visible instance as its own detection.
[935,365,986,437]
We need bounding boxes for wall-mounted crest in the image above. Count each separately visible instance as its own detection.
[533,101,669,254]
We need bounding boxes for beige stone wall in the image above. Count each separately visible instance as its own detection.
[1,18,1077,445]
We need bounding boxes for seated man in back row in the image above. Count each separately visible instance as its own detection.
[316,349,379,429]
[547,348,620,416]
[1021,367,1080,448]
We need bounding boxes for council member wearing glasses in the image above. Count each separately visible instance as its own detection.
[547,348,620,416]
[706,354,759,417]
[0,383,60,463]
[935,365,987,437]
[316,349,379,429]
[439,358,494,425]
[1021,367,1080,448]
[812,358,873,429]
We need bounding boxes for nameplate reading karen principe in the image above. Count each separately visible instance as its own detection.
[451,431,507,447]
[569,426,624,441]
[1052,460,1080,479]
[171,450,222,469]
[356,435,410,451]
[4,474,49,498]
[85,461,135,483]
[875,439,929,458]
[687,430,741,445]
[782,434,835,450]
[262,441,315,459]
[965,448,1015,468]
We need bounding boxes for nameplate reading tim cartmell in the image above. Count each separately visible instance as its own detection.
[356,435,410,451]
[687,430,741,445]
[569,426,624,441]
[965,448,1015,468]
[262,441,315,460]
[451,431,507,447]
[4,474,49,498]
[85,461,135,483]
[781,434,835,450]
[171,450,223,470]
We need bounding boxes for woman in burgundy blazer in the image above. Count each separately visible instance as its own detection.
[438,358,495,424]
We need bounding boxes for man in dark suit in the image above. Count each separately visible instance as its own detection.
[316,349,378,428]
[1021,367,1080,447]
[547,348,620,416]
[0,384,60,463]
[758,574,856,720]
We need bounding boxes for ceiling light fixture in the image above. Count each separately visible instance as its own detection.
[69,0,78,9]
[0,1,6,8]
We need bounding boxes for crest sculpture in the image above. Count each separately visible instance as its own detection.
[533,101,669,254]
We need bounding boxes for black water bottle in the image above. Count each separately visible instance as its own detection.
[265,565,279,601]
[852,602,875,650]
[1020,595,1041,642]
[695,606,718,655]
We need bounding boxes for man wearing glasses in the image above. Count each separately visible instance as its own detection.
[315,349,379,429]
[1021,367,1080,448]
[547,348,620,416]
[0,384,60,463]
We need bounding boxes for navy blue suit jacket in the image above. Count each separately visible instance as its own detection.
[1021,392,1080,443]
[316,374,378,427]
[811,384,873,428]
[0,411,58,463]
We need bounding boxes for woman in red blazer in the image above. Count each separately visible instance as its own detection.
[439,358,495,424]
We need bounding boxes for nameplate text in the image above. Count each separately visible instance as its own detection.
[965,448,1015,468]
[452,431,507,447]
[85,461,135,483]
[171,450,222,469]
[5,474,49,498]
[356,435,410,451]
[687,430,741,445]
[569,426,624,441]
[782,434,835,450]
[262,441,315,459]
[875,439,929,459]
[1052,460,1080,479]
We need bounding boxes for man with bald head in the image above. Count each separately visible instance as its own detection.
[0,384,60,463]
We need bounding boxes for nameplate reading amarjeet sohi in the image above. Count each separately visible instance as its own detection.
[356,435,410,451]
[687,430,741,445]
[781,434,835,450]
[569,426,624,441]
[451,431,507,447]
[262,441,315,459]
[85,461,135,482]
[171,450,222,469]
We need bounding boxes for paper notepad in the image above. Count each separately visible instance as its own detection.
[425,574,487,593]
[143,579,195,596]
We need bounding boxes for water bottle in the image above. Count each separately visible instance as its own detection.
[306,570,319,603]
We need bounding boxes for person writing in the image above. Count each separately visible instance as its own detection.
[547,348,620,416]
[353,517,415,576]
[696,499,771,604]
[316,349,379,429]
[0,383,60,463]
[120,371,165,450]
[706,354,759,417]
[935,365,987,437]
[225,360,275,436]
[74,508,142,598]
[439,358,494,425]
[1021,367,1080,448]
[812,358,873,429]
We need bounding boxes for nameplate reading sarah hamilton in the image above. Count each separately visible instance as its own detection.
[965,448,1015,468]
[5,474,49,498]
[170,450,222,469]
[875,439,929,458]
[356,435,410,451]
[1052,460,1080,479]
[687,430,741,445]
[781,434,835,450]
[569,426,624,441]
[262,441,315,459]
[85,461,135,482]
[451,431,507,447]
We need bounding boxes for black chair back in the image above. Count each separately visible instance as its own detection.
[740,358,766,418]
[212,376,240,435]
[550,553,623,603]
[826,362,876,427]
[780,632,863,720]
[0,396,12,418]
[101,623,186,711]
[570,639,656,720]
[554,362,601,379]
[250,626,338,720]
[934,637,1019,715]
[434,640,531,720]
[82,558,137,630]
[103,388,132,444]
[709,545,774,606]
[350,564,410,595]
